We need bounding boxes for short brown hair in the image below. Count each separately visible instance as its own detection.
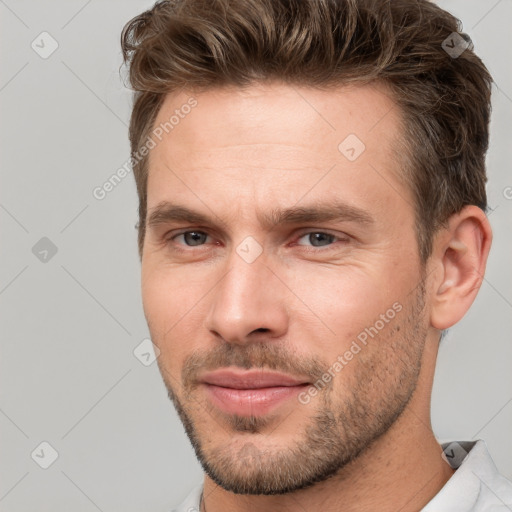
[121,0,493,261]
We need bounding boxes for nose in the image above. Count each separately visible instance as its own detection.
[204,250,289,345]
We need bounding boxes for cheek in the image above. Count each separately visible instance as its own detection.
[284,263,412,368]
[141,265,203,372]
[287,266,391,330]
[142,260,202,322]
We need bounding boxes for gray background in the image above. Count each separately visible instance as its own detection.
[0,0,511,510]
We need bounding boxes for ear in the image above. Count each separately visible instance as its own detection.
[430,205,492,330]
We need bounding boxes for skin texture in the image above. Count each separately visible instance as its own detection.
[141,82,492,511]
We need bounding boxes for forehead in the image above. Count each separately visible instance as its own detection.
[152,80,401,158]
[146,81,412,224]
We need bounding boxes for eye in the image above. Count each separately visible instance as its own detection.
[171,231,211,247]
[295,232,345,248]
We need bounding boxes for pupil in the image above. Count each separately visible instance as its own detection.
[185,232,205,246]
[311,233,332,246]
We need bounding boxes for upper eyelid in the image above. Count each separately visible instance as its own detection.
[294,228,348,238]
[168,228,214,241]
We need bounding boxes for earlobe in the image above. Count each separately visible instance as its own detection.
[430,206,492,330]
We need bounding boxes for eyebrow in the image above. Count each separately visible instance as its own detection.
[146,200,374,231]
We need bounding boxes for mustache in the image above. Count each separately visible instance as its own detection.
[181,342,328,392]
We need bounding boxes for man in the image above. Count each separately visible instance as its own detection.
[121,0,512,510]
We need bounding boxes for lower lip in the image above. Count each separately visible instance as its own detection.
[203,383,309,416]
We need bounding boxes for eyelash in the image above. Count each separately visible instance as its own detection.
[165,229,349,253]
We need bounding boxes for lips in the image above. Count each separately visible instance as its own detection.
[199,369,311,417]
[200,369,310,389]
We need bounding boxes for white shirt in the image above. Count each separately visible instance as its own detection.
[171,440,512,511]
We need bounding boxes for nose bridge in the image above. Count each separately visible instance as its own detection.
[205,246,288,343]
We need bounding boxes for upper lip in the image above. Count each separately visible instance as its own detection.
[199,369,310,389]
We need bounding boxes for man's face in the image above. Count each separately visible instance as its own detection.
[141,82,430,494]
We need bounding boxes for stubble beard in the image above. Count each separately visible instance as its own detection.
[159,283,427,495]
